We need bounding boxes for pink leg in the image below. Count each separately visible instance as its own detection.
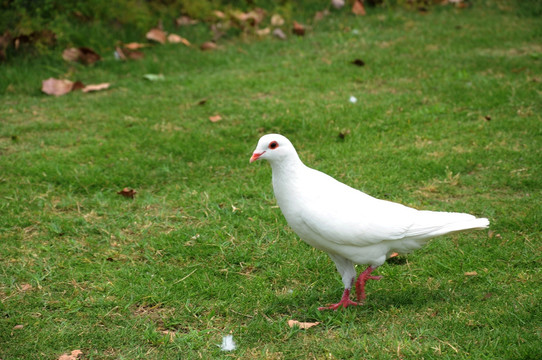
[355,266,382,302]
[318,288,359,311]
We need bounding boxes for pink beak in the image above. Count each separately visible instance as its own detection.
[250,151,265,163]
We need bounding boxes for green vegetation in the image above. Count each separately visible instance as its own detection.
[1,2,541,359]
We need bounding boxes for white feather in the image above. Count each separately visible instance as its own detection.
[220,335,236,351]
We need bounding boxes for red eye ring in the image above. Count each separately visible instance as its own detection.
[269,141,278,150]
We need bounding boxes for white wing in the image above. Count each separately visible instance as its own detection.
[293,167,487,248]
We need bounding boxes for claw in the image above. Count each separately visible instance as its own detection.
[318,288,358,311]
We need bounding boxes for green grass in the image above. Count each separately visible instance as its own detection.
[1,3,541,359]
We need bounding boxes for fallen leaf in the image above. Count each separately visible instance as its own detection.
[114,47,127,60]
[167,34,191,46]
[200,41,217,51]
[117,188,136,199]
[13,324,24,330]
[484,115,491,121]
[273,28,287,40]
[352,0,367,16]
[287,320,320,329]
[71,81,85,91]
[143,74,164,81]
[209,114,222,122]
[464,271,478,276]
[271,14,285,27]
[58,350,82,360]
[82,83,110,93]
[197,98,207,106]
[351,58,365,66]
[256,27,271,37]
[126,50,145,60]
[213,10,226,19]
[124,42,147,50]
[42,78,77,96]
[78,47,101,64]
[233,8,266,27]
[175,15,198,26]
[332,0,346,9]
[388,252,399,258]
[146,28,167,44]
[62,47,100,64]
[292,21,306,36]
[62,47,81,62]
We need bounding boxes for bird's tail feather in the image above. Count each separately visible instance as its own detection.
[407,211,489,239]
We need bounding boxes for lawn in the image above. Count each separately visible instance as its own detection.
[1,2,541,359]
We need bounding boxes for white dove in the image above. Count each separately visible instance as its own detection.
[250,134,489,310]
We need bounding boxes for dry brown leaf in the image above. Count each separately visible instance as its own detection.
[62,47,100,64]
[271,14,285,27]
[332,0,345,9]
[200,41,217,51]
[352,0,367,16]
[71,81,85,91]
[124,42,147,50]
[62,47,81,62]
[292,21,306,36]
[58,350,82,360]
[175,15,199,26]
[19,283,32,291]
[233,8,266,27]
[42,78,76,96]
[256,27,271,37]
[127,50,145,60]
[273,28,287,40]
[464,271,478,276]
[115,46,127,60]
[78,47,101,64]
[117,188,137,199]
[287,320,320,329]
[116,46,145,60]
[167,34,191,46]
[213,10,226,19]
[82,83,110,93]
[146,28,167,44]
[209,114,222,122]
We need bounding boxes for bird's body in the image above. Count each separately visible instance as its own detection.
[250,134,489,310]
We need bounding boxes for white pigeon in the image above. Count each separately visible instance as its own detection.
[250,134,489,310]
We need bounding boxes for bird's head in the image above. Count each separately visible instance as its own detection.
[250,134,296,164]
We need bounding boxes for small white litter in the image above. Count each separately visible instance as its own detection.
[349,95,357,103]
[220,334,236,351]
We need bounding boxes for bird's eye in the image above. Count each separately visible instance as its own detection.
[269,141,278,150]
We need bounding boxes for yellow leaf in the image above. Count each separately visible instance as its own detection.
[287,320,320,329]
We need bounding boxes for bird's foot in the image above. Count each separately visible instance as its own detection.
[318,288,358,311]
[355,266,382,302]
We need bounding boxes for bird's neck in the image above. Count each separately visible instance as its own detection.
[269,154,305,179]
[270,154,306,209]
